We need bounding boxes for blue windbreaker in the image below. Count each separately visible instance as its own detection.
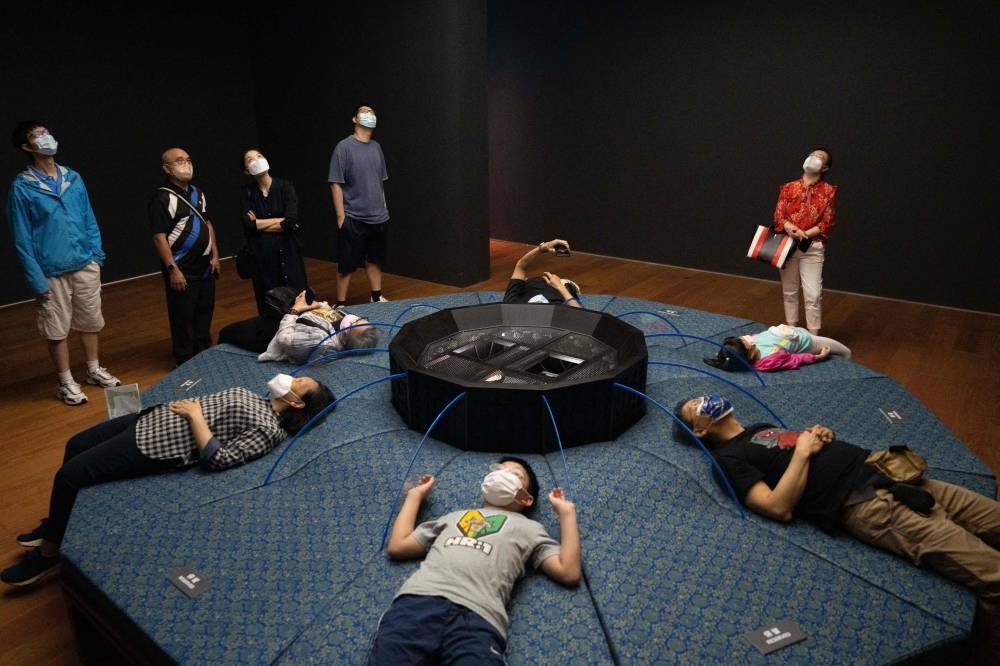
[6,165,105,294]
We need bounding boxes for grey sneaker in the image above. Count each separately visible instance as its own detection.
[86,366,121,388]
[371,295,389,303]
[57,381,88,406]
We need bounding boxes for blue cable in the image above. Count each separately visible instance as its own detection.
[647,361,785,427]
[540,394,572,493]
[292,348,391,374]
[645,333,765,386]
[391,303,442,328]
[305,321,402,362]
[615,310,682,335]
[263,372,408,485]
[381,391,467,550]
[612,383,746,518]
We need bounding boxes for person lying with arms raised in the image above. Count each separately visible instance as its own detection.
[368,456,581,664]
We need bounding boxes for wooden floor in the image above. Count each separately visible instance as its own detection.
[1,239,997,664]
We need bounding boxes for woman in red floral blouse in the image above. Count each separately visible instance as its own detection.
[772,149,836,335]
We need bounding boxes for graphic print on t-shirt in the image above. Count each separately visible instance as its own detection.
[458,510,507,538]
[750,429,801,450]
[442,510,508,556]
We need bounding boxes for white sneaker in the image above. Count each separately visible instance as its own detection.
[57,382,88,406]
[371,295,389,303]
[86,367,121,388]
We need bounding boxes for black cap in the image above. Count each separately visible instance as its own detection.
[702,345,749,372]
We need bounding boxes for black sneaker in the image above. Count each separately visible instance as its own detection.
[17,518,49,548]
[0,549,60,587]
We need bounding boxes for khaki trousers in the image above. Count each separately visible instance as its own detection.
[840,479,1000,649]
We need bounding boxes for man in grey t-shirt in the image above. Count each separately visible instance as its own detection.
[368,456,582,665]
[328,105,390,307]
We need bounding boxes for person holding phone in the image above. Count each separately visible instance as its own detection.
[239,149,309,316]
[149,147,220,366]
[503,239,582,308]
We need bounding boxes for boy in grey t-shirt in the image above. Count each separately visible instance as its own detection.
[368,456,581,665]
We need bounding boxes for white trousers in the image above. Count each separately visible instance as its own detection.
[780,241,825,331]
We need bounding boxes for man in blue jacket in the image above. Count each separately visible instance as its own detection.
[7,120,120,405]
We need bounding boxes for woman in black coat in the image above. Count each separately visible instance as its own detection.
[240,149,309,315]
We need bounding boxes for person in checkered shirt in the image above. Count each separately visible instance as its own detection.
[2,374,334,588]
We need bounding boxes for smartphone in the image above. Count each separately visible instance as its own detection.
[305,287,315,305]
[554,244,571,257]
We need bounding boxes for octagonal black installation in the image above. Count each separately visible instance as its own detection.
[389,303,648,452]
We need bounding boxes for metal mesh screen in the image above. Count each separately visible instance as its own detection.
[416,324,621,386]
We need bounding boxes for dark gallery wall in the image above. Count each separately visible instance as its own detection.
[248,0,489,288]
[489,1,1000,313]
[0,6,259,305]
[3,2,994,312]
[0,2,490,306]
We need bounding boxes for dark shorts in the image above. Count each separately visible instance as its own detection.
[366,595,507,666]
[338,216,387,275]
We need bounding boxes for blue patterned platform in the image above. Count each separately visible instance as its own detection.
[62,294,995,664]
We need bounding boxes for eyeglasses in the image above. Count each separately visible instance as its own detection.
[163,157,193,166]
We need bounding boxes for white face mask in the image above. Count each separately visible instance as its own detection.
[267,373,295,399]
[339,313,362,331]
[169,164,193,182]
[481,468,524,506]
[802,155,824,174]
[358,111,377,128]
[33,132,58,156]
[247,157,270,176]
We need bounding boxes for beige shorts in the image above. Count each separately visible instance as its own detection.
[37,262,105,339]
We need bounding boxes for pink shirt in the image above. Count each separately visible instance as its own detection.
[753,349,819,372]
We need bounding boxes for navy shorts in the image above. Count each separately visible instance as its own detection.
[338,216,387,275]
[366,595,507,665]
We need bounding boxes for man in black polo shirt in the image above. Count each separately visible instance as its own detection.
[149,147,220,365]
[503,238,581,308]
[674,394,1000,655]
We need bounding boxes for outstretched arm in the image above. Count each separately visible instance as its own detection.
[539,488,581,586]
[511,239,570,280]
[386,475,435,560]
